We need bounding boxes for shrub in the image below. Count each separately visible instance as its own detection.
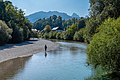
[60,32,65,39]
[23,26,31,40]
[10,27,24,43]
[43,32,49,39]
[49,31,57,39]
[0,20,12,45]
[56,32,61,39]
[84,17,100,43]
[31,30,39,38]
[63,24,78,40]
[73,28,84,42]
[63,29,75,40]
[87,17,120,72]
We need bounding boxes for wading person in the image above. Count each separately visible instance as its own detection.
[45,45,47,52]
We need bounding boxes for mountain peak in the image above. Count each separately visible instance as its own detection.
[72,13,80,18]
[26,11,80,22]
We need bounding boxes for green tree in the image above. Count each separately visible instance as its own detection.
[77,18,86,29]
[44,25,51,32]
[43,32,49,39]
[0,1,32,43]
[73,28,84,42]
[87,17,120,72]
[84,17,100,43]
[85,0,120,43]
[63,24,78,40]
[9,27,24,43]
[56,32,61,39]
[0,20,12,45]
[89,0,120,19]
[49,31,57,39]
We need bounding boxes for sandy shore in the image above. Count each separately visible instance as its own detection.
[0,38,59,63]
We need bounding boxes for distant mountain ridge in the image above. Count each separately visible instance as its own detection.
[72,13,80,18]
[26,11,80,22]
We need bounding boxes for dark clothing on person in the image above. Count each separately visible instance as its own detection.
[45,45,47,51]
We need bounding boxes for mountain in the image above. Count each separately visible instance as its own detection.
[26,11,80,22]
[71,13,80,19]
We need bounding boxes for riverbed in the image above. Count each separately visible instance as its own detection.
[0,41,93,80]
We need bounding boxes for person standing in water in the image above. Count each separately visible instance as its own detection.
[45,45,47,52]
[44,45,47,58]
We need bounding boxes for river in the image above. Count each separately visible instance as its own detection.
[0,41,93,80]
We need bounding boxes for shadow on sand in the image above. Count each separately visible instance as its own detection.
[0,39,39,50]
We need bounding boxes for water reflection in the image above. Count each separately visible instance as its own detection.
[0,57,31,80]
[45,52,47,58]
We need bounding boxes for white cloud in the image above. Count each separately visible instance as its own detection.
[23,9,27,12]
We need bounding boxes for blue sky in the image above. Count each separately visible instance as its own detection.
[9,0,89,17]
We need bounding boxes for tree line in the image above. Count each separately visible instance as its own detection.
[33,15,85,31]
[33,15,86,41]
[0,0,32,45]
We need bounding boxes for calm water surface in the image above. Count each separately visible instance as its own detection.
[0,41,93,80]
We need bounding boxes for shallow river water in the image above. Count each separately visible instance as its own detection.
[0,41,93,80]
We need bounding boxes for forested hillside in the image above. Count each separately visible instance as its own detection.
[33,15,85,30]
[26,11,80,22]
